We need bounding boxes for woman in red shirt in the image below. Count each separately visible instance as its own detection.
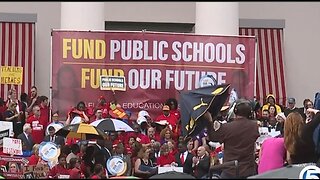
[156,143,175,167]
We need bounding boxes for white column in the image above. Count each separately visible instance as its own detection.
[195,2,239,35]
[61,2,105,30]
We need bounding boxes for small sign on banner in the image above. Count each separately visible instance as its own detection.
[100,75,126,91]
[3,137,22,155]
[0,66,23,85]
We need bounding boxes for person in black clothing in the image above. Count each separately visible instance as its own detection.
[284,97,304,117]
[284,109,320,164]
[203,99,260,179]
[174,141,194,175]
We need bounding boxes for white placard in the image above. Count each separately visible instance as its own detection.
[3,137,22,155]
[158,166,183,174]
[100,75,126,91]
[0,121,13,137]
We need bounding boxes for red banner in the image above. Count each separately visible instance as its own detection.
[51,31,256,120]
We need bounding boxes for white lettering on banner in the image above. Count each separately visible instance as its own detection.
[122,102,163,109]
[128,69,162,90]
[127,69,226,90]
[110,40,168,61]
[109,40,245,64]
[165,70,226,90]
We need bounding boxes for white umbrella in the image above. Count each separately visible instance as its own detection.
[90,118,134,132]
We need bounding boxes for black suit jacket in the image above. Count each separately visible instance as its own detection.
[194,155,210,178]
[17,133,34,151]
[175,151,194,175]
[43,135,65,147]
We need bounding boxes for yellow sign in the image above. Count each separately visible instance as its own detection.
[0,66,23,85]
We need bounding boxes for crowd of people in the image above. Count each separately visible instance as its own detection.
[0,85,320,179]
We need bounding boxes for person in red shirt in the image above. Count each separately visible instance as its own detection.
[140,127,161,146]
[165,98,181,120]
[90,164,106,179]
[26,105,47,144]
[155,105,178,136]
[38,96,49,125]
[94,96,110,119]
[28,144,40,166]
[48,155,70,179]
[156,143,175,167]
[69,157,85,179]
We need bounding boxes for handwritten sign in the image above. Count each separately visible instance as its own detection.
[100,75,126,91]
[3,137,23,155]
[0,66,23,85]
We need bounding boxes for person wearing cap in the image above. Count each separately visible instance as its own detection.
[155,105,178,134]
[284,97,303,117]
[262,94,282,113]
[275,112,286,136]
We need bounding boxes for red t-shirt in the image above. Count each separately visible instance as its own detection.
[155,114,178,128]
[156,154,175,166]
[170,109,181,121]
[49,164,70,178]
[28,155,40,166]
[27,115,47,144]
[40,105,49,126]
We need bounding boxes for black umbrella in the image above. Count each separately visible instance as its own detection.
[180,84,231,138]
[55,123,108,140]
[149,171,195,179]
[90,118,134,132]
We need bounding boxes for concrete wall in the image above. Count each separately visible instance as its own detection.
[104,2,195,23]
[0,2,61,97]
[0,2,319,107]
[240,2,320,106]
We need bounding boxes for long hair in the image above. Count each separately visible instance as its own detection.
[284,112,304,155]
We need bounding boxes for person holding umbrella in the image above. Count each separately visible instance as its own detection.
[203,99,260,179]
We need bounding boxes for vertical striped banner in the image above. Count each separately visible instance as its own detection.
[0,22,35,100]
[239,28,286,106]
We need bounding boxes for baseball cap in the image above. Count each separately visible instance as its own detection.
[162,105,170,111]
[137,116,147,125]
[288,98,295,104]
[138,110,150,118]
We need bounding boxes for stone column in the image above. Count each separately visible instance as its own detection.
[195,2,239,35]
[61,2,105,30]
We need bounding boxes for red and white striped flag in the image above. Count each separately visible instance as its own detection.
[240,28,287,106]
[0,22,35,100]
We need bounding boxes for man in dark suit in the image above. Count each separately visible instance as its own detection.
[43,126,65,147]
[192,145,210,179]
[175,141,194,175]
[17,123,34,152]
